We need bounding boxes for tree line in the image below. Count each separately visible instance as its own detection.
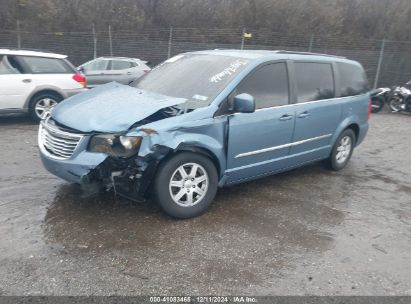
[1,0,411,41]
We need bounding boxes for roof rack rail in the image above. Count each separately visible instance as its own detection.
[275,50,346,59]
[1,47,55,53]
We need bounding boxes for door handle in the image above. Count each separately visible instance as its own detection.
[279,114,293,121]
[127,72,132,75]
[22,79,32,83]
[298,111,311,118]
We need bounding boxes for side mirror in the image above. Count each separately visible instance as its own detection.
[233,93,255,113]
[77,66,84,73]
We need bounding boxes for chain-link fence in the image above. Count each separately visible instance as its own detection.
[1,27,411,88]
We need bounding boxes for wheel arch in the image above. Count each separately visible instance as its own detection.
[173,144,222,178]
[24,87,65,109]
[331,116,361,148]
[345,123,359,143]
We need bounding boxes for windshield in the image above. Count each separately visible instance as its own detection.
[133,54,250,109]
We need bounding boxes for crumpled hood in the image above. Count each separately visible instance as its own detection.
[51,82,186,133]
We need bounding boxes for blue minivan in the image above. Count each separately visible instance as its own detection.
[38,50,371,218]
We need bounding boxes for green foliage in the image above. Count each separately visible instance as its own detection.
[1,0,411,40]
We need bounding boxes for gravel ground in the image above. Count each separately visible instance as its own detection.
[0,113,410,296]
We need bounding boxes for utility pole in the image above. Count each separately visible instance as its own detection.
[16,0,24,48]
[374,39,386,89]
[92,23,97,59]
[240,28,246,50]
[308,34,314,52]
[16,20,21,48]
[108,25,113,56]
[167,26,173,58]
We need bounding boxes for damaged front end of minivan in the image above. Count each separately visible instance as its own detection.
[38,82,225,202]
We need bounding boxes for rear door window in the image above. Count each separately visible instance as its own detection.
[337,63,370,97]
[83,59,110,72]
[111,60,134,70]
[295,62,335,103]
[20,56,74,74]
[236,62,289,109]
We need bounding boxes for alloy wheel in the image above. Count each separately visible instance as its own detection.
[35,98,58,119]
[168,162,209,207]
[336,135,352,164]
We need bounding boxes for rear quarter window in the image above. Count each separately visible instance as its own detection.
[0,55,21,74]
[337,63,370,97]
[20,56,74,74]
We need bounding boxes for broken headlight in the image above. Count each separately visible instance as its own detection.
[88,134,142,158]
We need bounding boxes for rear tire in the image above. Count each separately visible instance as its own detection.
[153,152,218,219]
[326,129,356,171]
[389,97,403,112]
[29,92,62,122]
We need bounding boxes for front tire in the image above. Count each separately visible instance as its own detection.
[153,152,218,219]
[326,129,356,171]
[29,93,62,122]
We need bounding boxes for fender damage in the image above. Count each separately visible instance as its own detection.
[80,115,227,202]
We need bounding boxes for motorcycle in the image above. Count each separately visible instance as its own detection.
[388,82,411,113]
[370,87,391,113]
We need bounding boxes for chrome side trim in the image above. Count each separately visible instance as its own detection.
[216,93,369,118]
[235,133,332,158]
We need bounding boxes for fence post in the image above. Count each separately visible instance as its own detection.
[240,28,246,50]
[108,25,113,56]
[16,19,21,48]
[308,34,314,52]
[167,26,173,58]
[374,39,385,89]
[92,23,97,59]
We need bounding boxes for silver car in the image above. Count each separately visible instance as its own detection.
[78,57,151,88]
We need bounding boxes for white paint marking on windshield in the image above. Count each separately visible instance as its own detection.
[192,94,208,101]
[209,59,249,83]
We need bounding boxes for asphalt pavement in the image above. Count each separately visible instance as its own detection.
[0,113,410,295]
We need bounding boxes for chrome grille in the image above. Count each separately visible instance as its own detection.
[39,119,83,159]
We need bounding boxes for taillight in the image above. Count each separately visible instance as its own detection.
[368,97,372,120]
[72,73,86,87]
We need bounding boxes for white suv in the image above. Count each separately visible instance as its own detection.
[0,49,87,121]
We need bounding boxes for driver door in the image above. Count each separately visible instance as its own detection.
[225,62,296,183]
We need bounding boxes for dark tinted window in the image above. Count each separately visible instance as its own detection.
[236,63,289,109]
[21,56,74,74]
[338,63,369,97]
[295,62,335,103]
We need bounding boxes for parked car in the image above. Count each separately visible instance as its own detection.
[0,48,87,121]
[77,57,151,88]
[38,50,370,218]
